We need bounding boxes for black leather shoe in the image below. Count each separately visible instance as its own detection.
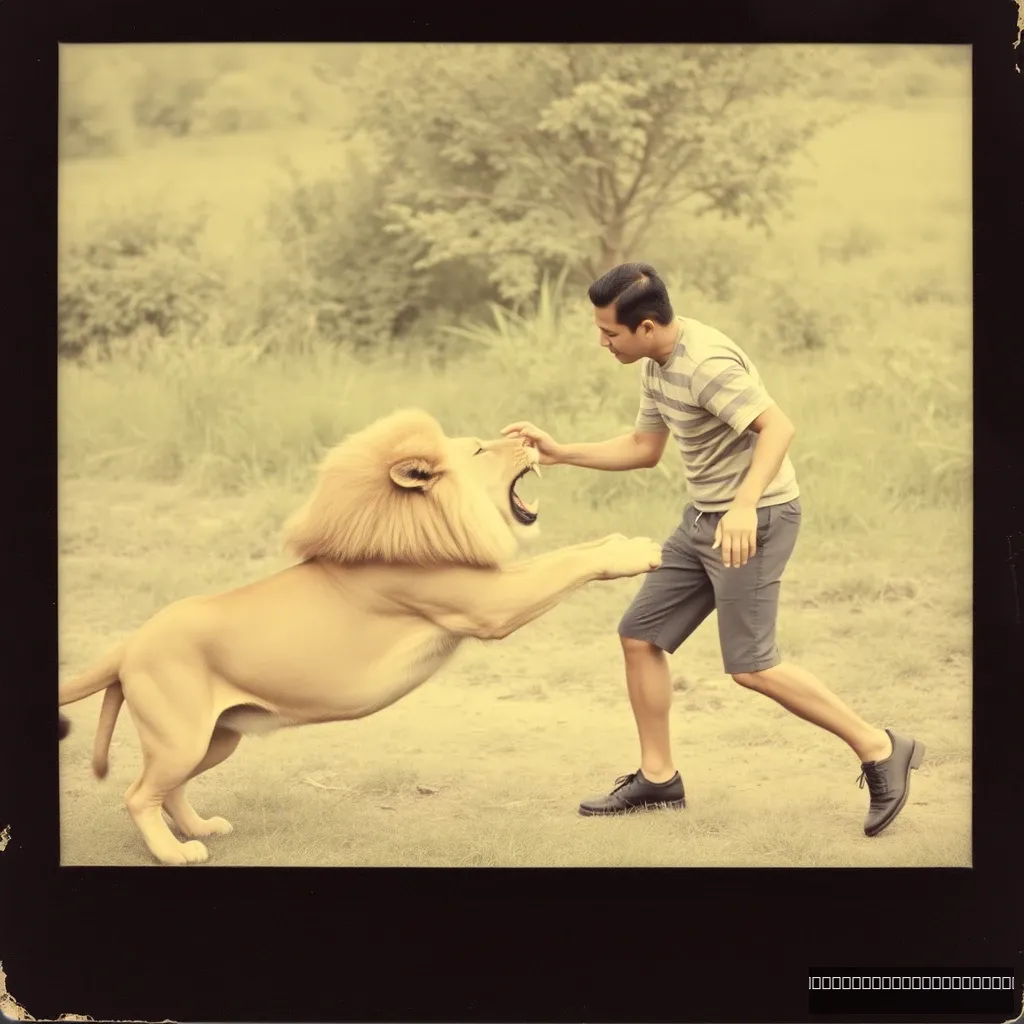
[858,729,925,837]
[578,769,686,816]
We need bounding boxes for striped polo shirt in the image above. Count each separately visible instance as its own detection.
[635,316,800,512]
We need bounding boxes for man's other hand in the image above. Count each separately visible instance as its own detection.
[713,502,758,568]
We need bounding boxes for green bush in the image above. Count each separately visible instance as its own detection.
[58,202,220,359]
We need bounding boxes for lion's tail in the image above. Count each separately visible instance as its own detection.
[57,638,124,761]
[59,641,125,707]
[90,681,125,779]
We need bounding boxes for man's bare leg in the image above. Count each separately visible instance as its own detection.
[577,636,687,816]
[621,637,676,783]
[732,662,891,763]
[733,660,924,836]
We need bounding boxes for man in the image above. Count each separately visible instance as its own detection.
[502,262,924,837]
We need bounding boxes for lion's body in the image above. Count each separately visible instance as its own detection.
[59,408,663,865]
[122,562,465,731]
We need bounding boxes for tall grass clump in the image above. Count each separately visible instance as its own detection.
[60,328,435,494]
[58,233,970,547]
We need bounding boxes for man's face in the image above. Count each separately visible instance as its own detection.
[593,304,654,364]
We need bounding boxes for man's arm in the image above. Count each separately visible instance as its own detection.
[503,363,671,471]
[689,356,796,507]
[732,403,796,508]
[555,429,670,471]
[500,422,669,471]
[714,403,796,567]
[689,355,797,567]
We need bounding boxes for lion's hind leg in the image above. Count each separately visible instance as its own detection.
[162,726,241,838]
[121,669,221,866]
[125,757,214,865]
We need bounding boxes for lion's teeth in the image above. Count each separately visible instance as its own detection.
[524,498,539,513]
[530,463,542,479]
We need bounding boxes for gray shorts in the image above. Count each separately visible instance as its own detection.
[618,499,802,675]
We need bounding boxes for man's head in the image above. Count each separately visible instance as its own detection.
[588,262,677,365]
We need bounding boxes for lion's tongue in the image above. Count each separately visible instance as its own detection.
[513,492,539,514]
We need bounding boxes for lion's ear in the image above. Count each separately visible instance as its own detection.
[389,457,442,491]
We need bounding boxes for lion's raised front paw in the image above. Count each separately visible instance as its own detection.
[597,536,663,580]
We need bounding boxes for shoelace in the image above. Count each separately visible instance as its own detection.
[856,762,888,795]
[611,772,639,793]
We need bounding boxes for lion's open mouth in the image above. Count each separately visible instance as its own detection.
[509,464,541,525]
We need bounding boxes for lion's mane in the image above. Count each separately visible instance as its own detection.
[282,408,518,568]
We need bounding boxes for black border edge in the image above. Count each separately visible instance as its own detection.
[2,2,1022,1022]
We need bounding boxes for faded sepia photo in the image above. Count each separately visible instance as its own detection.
[57,43,971,868]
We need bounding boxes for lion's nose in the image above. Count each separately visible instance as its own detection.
[492,436,523,450]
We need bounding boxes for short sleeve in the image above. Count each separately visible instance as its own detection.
[690,356,773,434]
[635,365,670,434]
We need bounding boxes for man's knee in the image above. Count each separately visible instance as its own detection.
[620,634,661,658]
[731,665,781,689]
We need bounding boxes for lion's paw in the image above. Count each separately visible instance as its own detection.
[598,536,664,580]
[153,838,210,866]
[178,840,210,864]
[193,816,233,836]
[166,839,208,864]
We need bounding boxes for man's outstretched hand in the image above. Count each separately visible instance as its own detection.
[500,421,563,465]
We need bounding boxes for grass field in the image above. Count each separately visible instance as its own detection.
[58,476,971,868]
[57,80,972,868]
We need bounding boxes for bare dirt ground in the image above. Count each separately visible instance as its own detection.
[58,478,971,867]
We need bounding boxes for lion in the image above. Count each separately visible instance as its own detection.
[58,407,663,866]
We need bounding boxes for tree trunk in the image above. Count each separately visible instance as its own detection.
[598,246,621,274]
[597,219,625,275]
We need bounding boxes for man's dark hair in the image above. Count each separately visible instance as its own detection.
[587,262,674,331]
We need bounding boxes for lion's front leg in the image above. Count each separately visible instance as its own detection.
[382,534,662,642]
[485,535,662,638]
[439,534,663,640]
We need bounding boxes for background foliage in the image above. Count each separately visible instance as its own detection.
[58,43,971,539]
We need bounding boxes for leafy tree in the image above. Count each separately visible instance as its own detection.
[263,148,449,352]
[350,43,847,306]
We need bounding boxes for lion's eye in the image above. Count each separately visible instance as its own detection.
[474,447,485,456]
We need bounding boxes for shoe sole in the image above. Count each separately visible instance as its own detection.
[578,797,686,817]
[865,739,925,837]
